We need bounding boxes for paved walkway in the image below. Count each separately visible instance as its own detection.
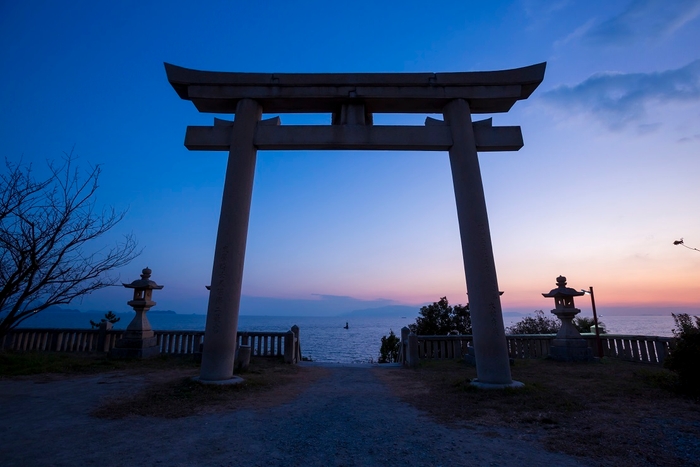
[0,365,591,466]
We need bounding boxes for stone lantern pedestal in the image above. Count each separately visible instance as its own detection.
[111,267,164,359]
[542,276,593,362]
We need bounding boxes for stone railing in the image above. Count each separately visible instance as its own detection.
[400,328,675,367]
[0,328,119,353]
[588,334,674,365]
[237,326,301,364]
[505,334,555,360]
[1,326,302,364]
[505,334,675,365]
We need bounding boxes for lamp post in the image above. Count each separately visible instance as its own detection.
[581,286,604,359]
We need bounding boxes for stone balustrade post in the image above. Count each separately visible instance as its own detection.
[97,321,113,353]
[235,345,251,373]
[284,330,295,363]
[407,332,419,368]
[400,327,410,365]
[291,325,301,361]
[655,340,668,365]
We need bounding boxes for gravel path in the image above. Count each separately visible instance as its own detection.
[0,364,591,466]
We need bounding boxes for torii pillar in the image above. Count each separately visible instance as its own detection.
[200,99,261,379]
[166,62,546,386]
[444,99,515,386]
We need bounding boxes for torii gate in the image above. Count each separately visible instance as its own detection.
[166,62,546,387]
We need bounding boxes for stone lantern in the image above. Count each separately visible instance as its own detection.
[542,275,592,361]
[110,267,164,359]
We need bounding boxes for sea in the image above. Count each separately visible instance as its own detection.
[16,312,681,364]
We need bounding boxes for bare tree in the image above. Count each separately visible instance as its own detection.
[0,152,139,337]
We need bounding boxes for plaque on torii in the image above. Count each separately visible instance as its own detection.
[166,62,546,387]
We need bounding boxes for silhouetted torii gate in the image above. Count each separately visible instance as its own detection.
[166,62,546,387]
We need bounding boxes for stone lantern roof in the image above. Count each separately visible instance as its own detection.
[542,275,584,299]
[123,267,164,290]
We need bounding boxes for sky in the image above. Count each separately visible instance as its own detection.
[2,0,700,317]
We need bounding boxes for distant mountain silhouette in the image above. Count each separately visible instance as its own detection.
[42,305,177,315]
[44,306,80,313]
[339,305,527,319]
[338,305,419,318]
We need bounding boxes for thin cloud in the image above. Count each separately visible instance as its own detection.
[583,0,700,46]
[541,59,700,130]
[521,0,573,32]
[554,18,596,48]
[522,0,571,19]
[677,134,700,143]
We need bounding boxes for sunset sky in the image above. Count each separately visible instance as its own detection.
[2,0,699,317]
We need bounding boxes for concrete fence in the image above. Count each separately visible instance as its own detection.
[1,325,302,364]
[400,327,676,367]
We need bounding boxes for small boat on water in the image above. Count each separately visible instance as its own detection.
[343,322,349,329]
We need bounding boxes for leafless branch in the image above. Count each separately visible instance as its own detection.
[0,151,140,336]
[673,238,700,253]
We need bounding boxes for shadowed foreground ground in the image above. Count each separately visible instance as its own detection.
[0,363,591,467]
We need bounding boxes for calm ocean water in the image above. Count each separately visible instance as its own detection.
[18,312,681,363]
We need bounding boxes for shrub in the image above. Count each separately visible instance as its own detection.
[507,310,559,334]
[379,329,401,363]
[407,297,471,335]
[90,311,120,329]
[572,316,607,334]
[664,313,700,396]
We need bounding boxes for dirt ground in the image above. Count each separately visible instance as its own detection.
[0,362,596,467]
[374,359,700,467]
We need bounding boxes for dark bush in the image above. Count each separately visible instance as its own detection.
[572,316,607,334]
[378,329,401,363]
[89,311,120,329]
[407,297,471,335]
[506,310,559,334]
[664,313,700,396]
[507,311,606,335]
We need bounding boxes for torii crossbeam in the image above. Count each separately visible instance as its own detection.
[166,62,546,387]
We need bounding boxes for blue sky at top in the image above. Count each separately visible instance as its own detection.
[1,0,699,316]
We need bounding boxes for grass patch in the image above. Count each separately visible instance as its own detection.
[0,350,200,377]
[375,358,700,467]
[1,351,324,419]
[93,357,324,419]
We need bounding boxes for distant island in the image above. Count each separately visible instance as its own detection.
[338,305,419,318]
[338,304,526,319]
[43,306,177,315]
[44,306,81,313]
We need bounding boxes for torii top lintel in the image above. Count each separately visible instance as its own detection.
[165,62,546,115]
